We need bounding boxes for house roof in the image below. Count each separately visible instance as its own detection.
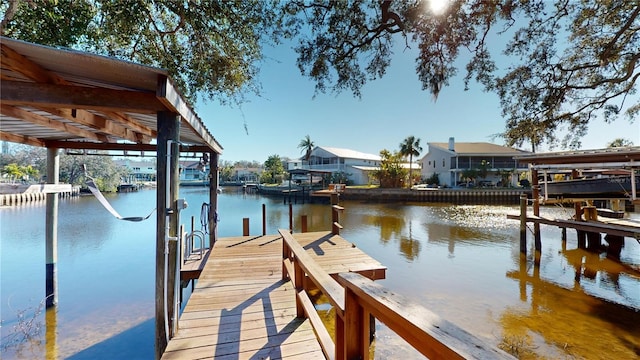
[115,159,156,168]
[313,146,381,161]
[1,36,222,154]
[513,146,640,166]
[428,142,527,156]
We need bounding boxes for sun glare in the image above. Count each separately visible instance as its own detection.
[429,0,449,15]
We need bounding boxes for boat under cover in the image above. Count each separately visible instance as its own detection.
[542,175,638,198]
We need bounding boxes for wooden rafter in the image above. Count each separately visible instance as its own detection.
[0,130,46,147]
[1,104,109,142]
[41,107,145,143]
[1,43,157,141]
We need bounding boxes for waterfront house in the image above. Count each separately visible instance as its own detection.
[179,160,208,185]
[419,138,529,187]
[304,146,382,185]
[115,159,157,182]
[232,166,261,183]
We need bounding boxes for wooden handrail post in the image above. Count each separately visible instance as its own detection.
[343,287,366,360]
[335,312,345,360]
[301,215,308,233]
[293,257,304,317]
[332,205,344,235]
[282,241,289,281]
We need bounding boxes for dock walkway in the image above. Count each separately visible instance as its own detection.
[162,231,386,360]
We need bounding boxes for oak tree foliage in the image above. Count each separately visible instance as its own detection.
[1,0,287,103]
[2,0,638,149]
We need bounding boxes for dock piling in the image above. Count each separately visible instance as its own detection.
[519,194,527,255]
[262,204,266,235]
[243,218,250,236]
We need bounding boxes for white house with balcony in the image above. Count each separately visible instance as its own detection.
[302,146,381,185]
[419,138,530,187]
[115,159,156,181]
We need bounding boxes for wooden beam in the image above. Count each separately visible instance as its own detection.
[1,104,109,142]
[157,76,223,154]
[0,130,46,147]
[102,110,156,139]
[1,80,165,113]
[45,140,212,153]
[42,107,151,143]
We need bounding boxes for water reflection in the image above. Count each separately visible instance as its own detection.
[399,221,421,261]
[2,191,639,359]
[505,253,640,359]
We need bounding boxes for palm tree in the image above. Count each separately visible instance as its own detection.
[298,135,315,165]
[399,136,423,188]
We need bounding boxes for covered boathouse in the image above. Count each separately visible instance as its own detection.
[1,36,222,358]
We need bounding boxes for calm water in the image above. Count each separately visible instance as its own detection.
[1,188,639,359]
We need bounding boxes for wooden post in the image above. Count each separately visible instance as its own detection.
[209,152,219,247]
[243,218,250,236]
[343,288,365,360]
[519,194,527,255]
[587,232,601,251]
[531,169,541,255]
[293,257,304,317]
[262,204,266,236]
[335,312,345,360]
[289,203,293,232]
[45,147,59,308]
[45,307,58,358]
[282,241,289,281]
[605,234,624,259]
[155,111,180,359]
[301,215,308,233]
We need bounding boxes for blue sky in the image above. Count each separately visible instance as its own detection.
[197,40,640,164]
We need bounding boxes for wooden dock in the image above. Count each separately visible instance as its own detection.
[507,213,640,239]
[162,231,386,359]
[181,248,212,282]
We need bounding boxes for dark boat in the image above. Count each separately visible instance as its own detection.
[543,175,638,198]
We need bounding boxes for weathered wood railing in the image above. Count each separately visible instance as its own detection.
[279,228,514,360]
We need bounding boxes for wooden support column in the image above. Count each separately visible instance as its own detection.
[155,111,180,359]
[343,288,366,360]
[262,204,267,235]
[289,203,293,232]
[208,152,219,246]
[519,194,527,255]
[531,169,541,258]
[45,147,59,308]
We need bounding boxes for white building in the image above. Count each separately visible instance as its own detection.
[303,146,382,185]
[115,159,156,181]
[419,138,529,187]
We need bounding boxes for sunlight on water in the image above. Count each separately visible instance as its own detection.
[2,189,639,359]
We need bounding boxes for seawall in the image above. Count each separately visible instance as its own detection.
[0,184,81,206]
